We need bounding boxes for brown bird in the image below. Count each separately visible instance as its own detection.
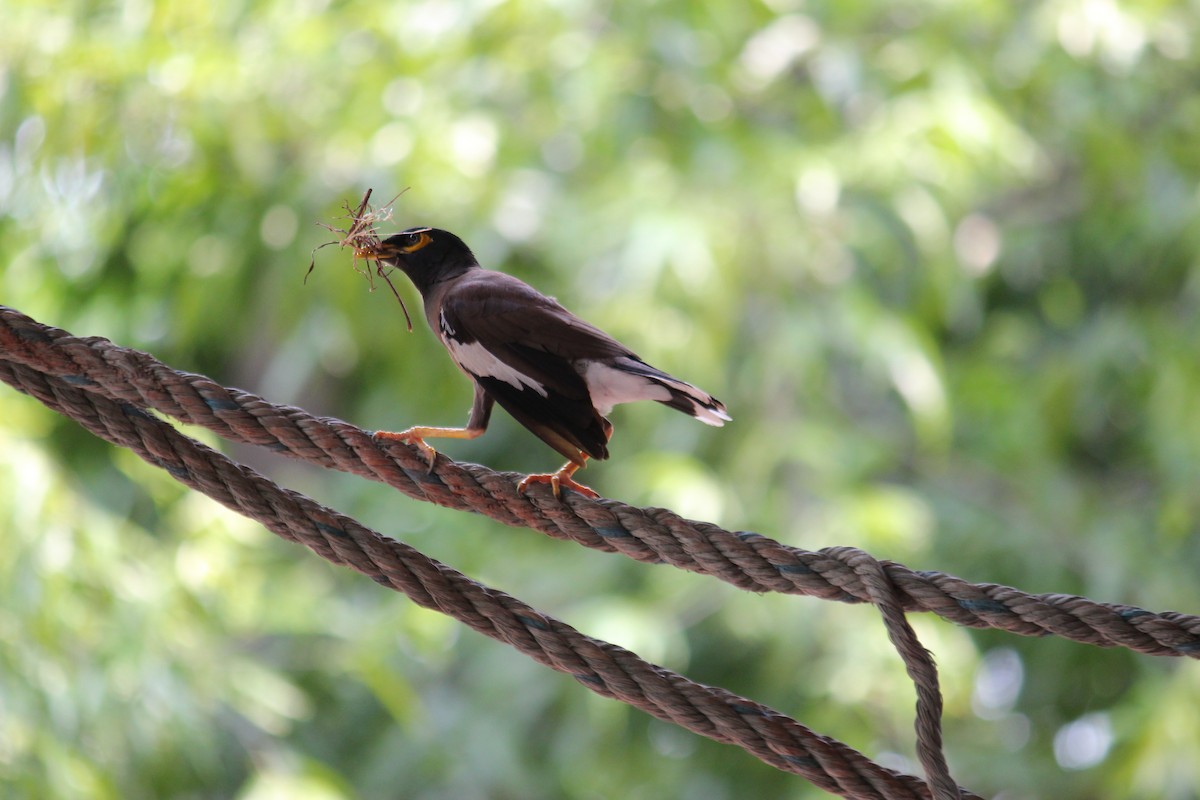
[357,227,730,498]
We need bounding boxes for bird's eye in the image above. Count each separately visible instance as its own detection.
[399,230,433,254]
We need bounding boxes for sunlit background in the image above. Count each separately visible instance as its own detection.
[3,1,1200,797]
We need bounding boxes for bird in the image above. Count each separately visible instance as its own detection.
[355,226,730,498]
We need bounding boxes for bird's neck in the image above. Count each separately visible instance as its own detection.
[404,261,479,298]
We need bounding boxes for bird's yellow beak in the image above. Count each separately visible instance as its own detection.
[354,241,394,261]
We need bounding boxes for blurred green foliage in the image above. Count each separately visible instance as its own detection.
[3,0,1200,797]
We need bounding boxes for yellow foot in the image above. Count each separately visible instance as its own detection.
[374,429,438,471]
[517,470,599,500]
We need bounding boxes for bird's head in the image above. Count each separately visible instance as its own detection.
[357,227,478,295]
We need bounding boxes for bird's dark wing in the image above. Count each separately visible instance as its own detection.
[438,271,630,462]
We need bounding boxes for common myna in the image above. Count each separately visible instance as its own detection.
[357,226,730,498]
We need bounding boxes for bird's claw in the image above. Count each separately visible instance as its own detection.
[374,429,438,472]
[517,470,600,500]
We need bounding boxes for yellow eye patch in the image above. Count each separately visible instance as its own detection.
[400,230,433,253]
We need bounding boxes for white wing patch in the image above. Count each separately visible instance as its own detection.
[445,336,549,398]
[438,310,457,338]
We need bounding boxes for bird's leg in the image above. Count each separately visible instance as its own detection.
[375,426,484,469]
[374,386,493,471]
[517,456,599,500]
[518,422,611,500]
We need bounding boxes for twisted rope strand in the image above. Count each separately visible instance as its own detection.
[3,305,1197,658]
[0,358,980,800]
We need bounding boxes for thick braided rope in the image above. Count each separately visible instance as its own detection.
[3,305,1198,658]
[0,358,981,800]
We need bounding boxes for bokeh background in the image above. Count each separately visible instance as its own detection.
[3,1,1200,797]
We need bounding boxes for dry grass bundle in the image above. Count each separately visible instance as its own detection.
[308,188,413,331]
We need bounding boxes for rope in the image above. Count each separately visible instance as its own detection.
[0,354,976,800]
[3,303,1198,795]
[2,306,1197,658]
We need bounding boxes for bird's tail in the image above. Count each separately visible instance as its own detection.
[616,358,732,427]
[651,375,732,426]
